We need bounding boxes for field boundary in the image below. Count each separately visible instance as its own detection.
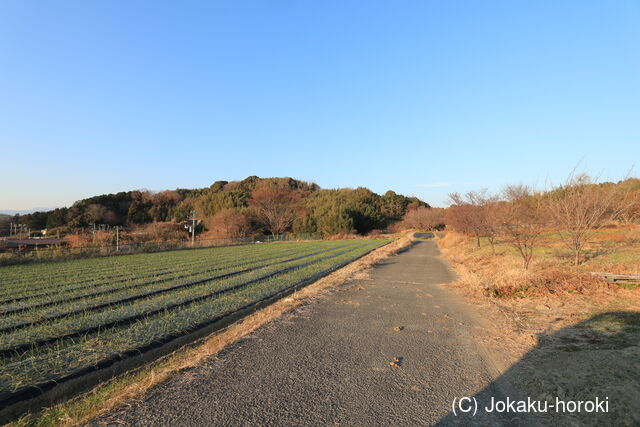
[0,239,401,423]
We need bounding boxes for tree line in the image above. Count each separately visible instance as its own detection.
[6,176,429,238]
[445,174,640,268]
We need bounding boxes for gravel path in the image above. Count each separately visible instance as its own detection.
[97,239,535,426]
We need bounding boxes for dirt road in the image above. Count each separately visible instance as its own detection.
[98,239,535,426]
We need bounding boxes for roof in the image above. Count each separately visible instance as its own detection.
[5,238,65,248]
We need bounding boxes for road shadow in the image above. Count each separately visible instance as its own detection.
[436,311,640,426]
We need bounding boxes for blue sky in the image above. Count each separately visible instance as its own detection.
[1,1,639,210]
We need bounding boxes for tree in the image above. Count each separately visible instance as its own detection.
[149,190,183,222]
[7,175,426,238]
[402,207,445,230]
[208,209,251,239]
[0,215,11,236]
[611,178,640,224]
[380,190,408,221]
[127,191,152,224]
[446,189,498,249]
[621,190,640,223]
[545,173,623,266]
[249,181,301,236]
[86,204,108,224]
[497,186,544,270]
[25,211,48,230]
[296,191,356,236]
[292,211,317,235]
[343,187,386,233]
[315,206,354,236]
[46,208,69,229]
[209,180,229,193]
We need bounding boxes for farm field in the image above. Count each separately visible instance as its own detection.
[0,238,391,407]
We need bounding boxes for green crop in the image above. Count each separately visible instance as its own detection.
[0,239,390,398]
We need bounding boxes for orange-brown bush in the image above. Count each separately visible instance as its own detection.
[147,222,186,241]
[123,223,186,244]
[94,231,114,246]
[401,207,444,230]
[65,233,93,248]
[386,221,404,233]
[488,269,612,298]
[65,230,114,248]
[446,190,499,248]
[65,231,111,248]
[249,181,302,236]
[327,232,359,240]
[207,209,251,239]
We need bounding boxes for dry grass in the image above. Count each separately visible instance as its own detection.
[437,231,636,298]
[13,236,414,427]
[437,229,640,319]
[436,231,640,425]
[440,224,640,273]
[435,229,640,369]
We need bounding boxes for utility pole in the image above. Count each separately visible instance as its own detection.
[190,210,196,247]
[14,223,27,237]
[115,226,120,252]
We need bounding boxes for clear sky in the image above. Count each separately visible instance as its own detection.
[1,1,639,210]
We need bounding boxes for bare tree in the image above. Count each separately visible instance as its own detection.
[613,188,640,224]
[402,207,444,230]
[497,186,544,270]
[208,209,251,239]
[249,182,301,236]
[482,202,502,254]
[545,173,623,266]
[447,189,499,250]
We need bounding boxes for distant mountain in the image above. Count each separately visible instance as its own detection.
[0,208,62,215]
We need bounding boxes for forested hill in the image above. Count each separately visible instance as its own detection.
[6,176,428,236]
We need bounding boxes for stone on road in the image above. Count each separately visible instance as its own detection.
[98,240,530,426]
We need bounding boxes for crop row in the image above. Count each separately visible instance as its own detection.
[0,242,371,356]
[0,247,253,295]
[0,242,358,334]
[0,240,284,284]
[0,247,256,301]
[0,242,347,311]
[0,243,295,304]
[0,239,390,398]
[0,245,235,287]
[0,241,325,297]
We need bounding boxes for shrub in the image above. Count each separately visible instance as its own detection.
[207,209,251,239]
